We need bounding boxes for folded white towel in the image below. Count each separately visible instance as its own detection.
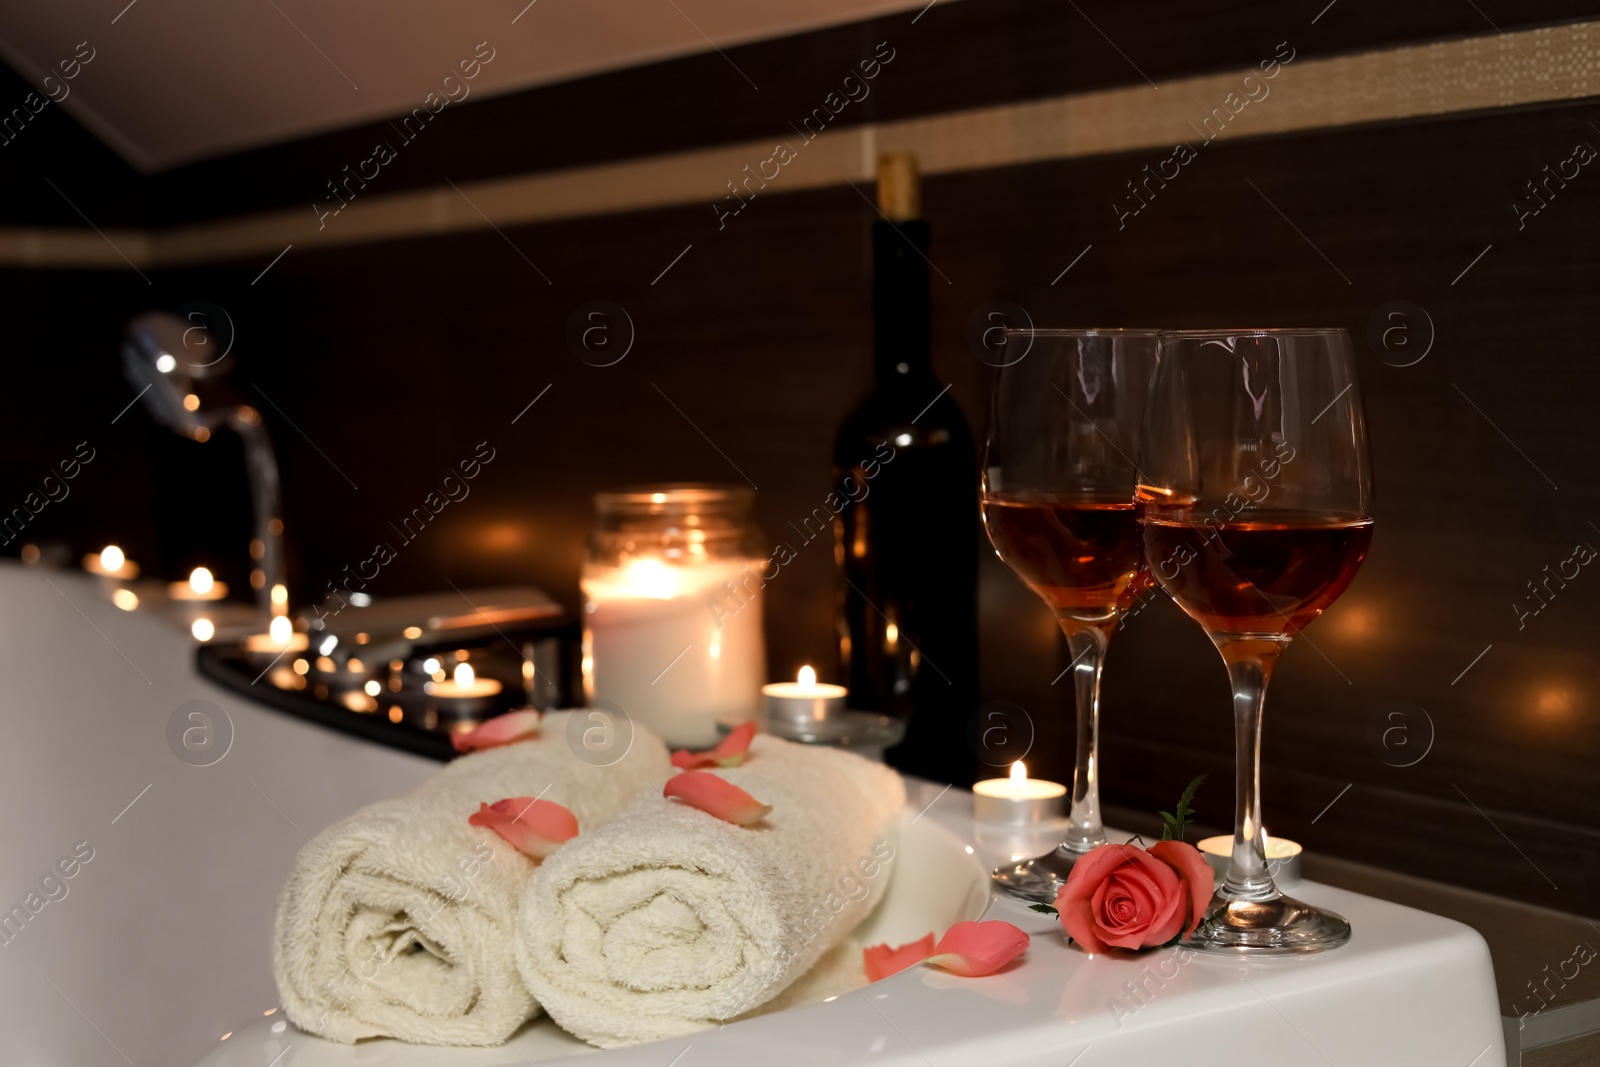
[273,711,670,1046]
[515,735,905,1048]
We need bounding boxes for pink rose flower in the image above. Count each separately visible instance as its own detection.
[1054,840,1212,953]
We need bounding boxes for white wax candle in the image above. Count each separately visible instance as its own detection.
[582,556,765,747]
[972,761,1067,824]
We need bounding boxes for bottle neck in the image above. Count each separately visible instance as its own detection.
[872,219,933,385]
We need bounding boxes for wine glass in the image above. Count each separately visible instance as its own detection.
[1137,328,1373,953]
[980,328,1160,903]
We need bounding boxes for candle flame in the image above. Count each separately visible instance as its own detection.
[623,558,678,599]
[797,665,816,688]
[189,567,214,595]
[99,545,124,572]
[455,662,475,687]
[191,617,214,642]
[268,614,293,646]
[1010,760,1026,799]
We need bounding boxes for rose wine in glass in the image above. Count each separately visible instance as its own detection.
[980,329,1159,903]
[1138,328,1373,953]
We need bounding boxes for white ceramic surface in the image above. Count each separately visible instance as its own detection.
[0,566,1507,1067]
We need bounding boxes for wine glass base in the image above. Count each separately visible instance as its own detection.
[1188,892,1351,954]
[991,844,1103,904]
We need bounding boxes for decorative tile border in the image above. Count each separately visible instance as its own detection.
[5,19,1597,269]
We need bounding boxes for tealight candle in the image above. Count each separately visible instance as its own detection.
[170,567,229,602]
[973,761,1067,826]
[241,615,310,655]
[762,665,847,732]
[428,662,503,710]
[1198,832,1303,887]
[84,544,139,580]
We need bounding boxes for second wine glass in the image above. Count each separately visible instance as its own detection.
[981,328,1159,903]
[1138,327,1373,952]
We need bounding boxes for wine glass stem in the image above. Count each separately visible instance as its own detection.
[1222,648,1283,901]
[1059,624,1110,853]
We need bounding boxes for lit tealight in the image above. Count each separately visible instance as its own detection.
[84,544,139,579]
[170,566,228,601]
[112,588,139,611]
[363,680,381,697]
[429,662,503,702]
[191,618,215,642]
[973,760,1066,825]
[241,616,310,654]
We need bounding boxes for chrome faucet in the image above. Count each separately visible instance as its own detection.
[122,311,288,625]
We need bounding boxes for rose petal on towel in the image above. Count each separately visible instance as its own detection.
[663,770,773,825]
[864,932,936,982]
[924,921,1030,977]
[452,709,542,753]
[468,798,579,858]
[669,721,759,770]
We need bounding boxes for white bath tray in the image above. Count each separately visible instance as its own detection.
[198,782,1505,1067]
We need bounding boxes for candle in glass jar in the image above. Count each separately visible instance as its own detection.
[583,556,764,748]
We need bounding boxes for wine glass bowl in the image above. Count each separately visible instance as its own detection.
[1137,328,1373,953]
[980,328,1159,902]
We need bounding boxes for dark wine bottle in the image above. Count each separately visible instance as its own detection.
[832,152,978,786]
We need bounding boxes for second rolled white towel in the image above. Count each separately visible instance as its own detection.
[515,735,905,1048]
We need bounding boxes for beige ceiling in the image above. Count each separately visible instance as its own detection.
[0,0,931,172]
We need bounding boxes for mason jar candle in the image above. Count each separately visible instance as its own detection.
[582,485,767,747]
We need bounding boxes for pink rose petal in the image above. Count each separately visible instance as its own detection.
[663,770,772,826]
[452,709,541,753]
[924,920,1029,977]
[467,797,578,859]
[864,933,936,982]
[1148,839,1216,937]
[670,721,758,770]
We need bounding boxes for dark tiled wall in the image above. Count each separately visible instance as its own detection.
[2,4,1598,913]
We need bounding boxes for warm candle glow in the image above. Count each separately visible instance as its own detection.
[189,567,214,595]
[112,589,138,611]
[798,665,817,688]
[455,662,475,688]
[621,558,678,599]
[191,618,214,641]
[99,545,124,572]
[1010,760,1027,799]
[268,615,293,646]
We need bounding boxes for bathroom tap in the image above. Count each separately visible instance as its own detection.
[122,311,288,625]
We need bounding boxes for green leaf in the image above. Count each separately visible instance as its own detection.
[1027,902,1059,916]
[1160,773,1208,841]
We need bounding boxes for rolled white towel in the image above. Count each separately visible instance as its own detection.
[273,711,670,1046]
[515,735,905,1048]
